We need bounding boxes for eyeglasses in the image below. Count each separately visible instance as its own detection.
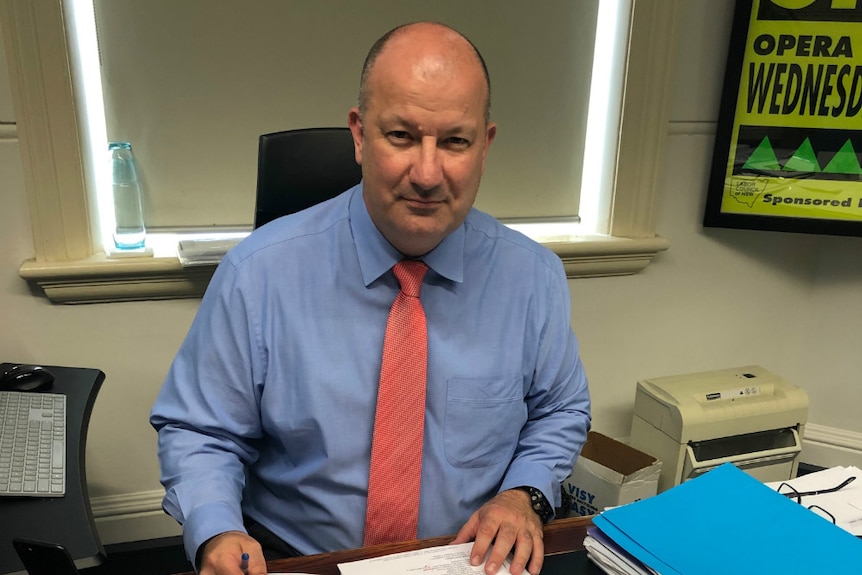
[776,476,857,525]
[778,476,855,499]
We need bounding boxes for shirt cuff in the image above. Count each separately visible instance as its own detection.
[499,460,558,509]
[182,500,246,569]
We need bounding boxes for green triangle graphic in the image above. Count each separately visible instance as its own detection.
[782,137,821,172]
[743,137,781,171]
[823,140,862,175]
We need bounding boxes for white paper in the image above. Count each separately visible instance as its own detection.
[766,465,862,535]
[583,529,658,575]
[337,542,529,575]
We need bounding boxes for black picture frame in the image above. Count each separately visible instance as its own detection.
[705,0,862,237]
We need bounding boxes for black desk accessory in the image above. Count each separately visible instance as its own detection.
[0,363,104,575]
[11,539,79,575]
[0,365,55,393]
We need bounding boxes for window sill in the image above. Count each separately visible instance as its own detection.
[551,234,669,277]
[19,253,213,304]
[19,235,669,304]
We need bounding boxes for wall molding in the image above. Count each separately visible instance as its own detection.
[802,423,862,469]
[90,489,166,518]
[90,489,181,545]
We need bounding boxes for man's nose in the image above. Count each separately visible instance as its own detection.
[410,138,444,190]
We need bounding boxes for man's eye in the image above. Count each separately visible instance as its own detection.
[445,137,470,148]
[387,131,411,142]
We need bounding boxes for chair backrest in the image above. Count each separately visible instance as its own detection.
[254,127,363,229]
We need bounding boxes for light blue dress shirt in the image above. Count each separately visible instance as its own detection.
[150,184,591,561]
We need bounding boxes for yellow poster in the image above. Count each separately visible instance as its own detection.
[706,0,862,235]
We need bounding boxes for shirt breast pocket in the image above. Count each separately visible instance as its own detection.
[444,376,527,468]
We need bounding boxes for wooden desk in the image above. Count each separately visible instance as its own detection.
[221,516,598,575]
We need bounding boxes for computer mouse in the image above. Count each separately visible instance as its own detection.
[0,364,55,392]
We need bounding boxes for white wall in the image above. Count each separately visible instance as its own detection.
[1,0,861,544]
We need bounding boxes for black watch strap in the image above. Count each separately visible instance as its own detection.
[513,485,554,524]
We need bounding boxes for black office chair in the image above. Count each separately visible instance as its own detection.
[253,127,363,229]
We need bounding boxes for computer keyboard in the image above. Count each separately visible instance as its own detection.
[0,391,66,497]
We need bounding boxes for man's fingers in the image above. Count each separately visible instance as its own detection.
[450,512,479,545]
[483,522,519,575]
[525,528,544,575]
[199,531,264,575]
[246,551,268,575]
[460,489,546,574]
[506,532,533,575]
[470,516,500,567]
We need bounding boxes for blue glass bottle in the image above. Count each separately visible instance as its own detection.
[109,141,146,249]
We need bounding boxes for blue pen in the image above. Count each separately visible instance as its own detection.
[240,552,249,575]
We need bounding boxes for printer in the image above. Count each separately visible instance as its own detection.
[629,365,809,493]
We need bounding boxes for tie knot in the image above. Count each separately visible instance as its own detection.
[393,260,428,298]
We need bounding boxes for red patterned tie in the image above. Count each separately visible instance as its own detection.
[364,260,429,546]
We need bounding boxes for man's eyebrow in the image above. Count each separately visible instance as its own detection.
[377,113,479,137]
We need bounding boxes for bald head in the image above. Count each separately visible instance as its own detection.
[347,20,496,256]
[357,22,491,124]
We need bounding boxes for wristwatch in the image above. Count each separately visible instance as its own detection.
[513,485,554,524]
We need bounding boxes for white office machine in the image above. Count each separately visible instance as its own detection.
[629,365,809,493]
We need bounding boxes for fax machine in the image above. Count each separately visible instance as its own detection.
[629,365,809,493]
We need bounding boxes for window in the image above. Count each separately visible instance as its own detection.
[94,0,597,230]
[3,0,674,304]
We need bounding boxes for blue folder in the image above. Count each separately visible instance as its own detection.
[593,463,862,575]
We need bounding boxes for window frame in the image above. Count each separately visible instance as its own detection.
[2,0,675,304]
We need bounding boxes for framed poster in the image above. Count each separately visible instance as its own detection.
[705,0,862,237]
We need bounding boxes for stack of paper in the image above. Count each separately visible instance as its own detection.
[586,463,862,575]
[765,465,862,536]
[583,527,656,575]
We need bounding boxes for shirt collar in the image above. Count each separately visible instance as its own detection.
[349,183,465,286]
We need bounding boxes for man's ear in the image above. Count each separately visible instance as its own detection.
[347,108,364,165]
[480,122,497,173]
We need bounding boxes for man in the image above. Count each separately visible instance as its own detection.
[151,21,590,575]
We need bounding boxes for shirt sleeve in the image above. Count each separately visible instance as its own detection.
[499,256,592,511]
[150,255,264,562]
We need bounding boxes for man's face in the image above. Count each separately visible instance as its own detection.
[348,31,496,257]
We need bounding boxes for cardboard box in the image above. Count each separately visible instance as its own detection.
[563,431,661,516]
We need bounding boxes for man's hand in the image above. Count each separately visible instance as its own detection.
[199,531,265,575]
[451,489,544,575]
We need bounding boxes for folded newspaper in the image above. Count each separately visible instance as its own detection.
[177,238,242,266]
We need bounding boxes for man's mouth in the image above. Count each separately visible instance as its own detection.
[403,197,443,208]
